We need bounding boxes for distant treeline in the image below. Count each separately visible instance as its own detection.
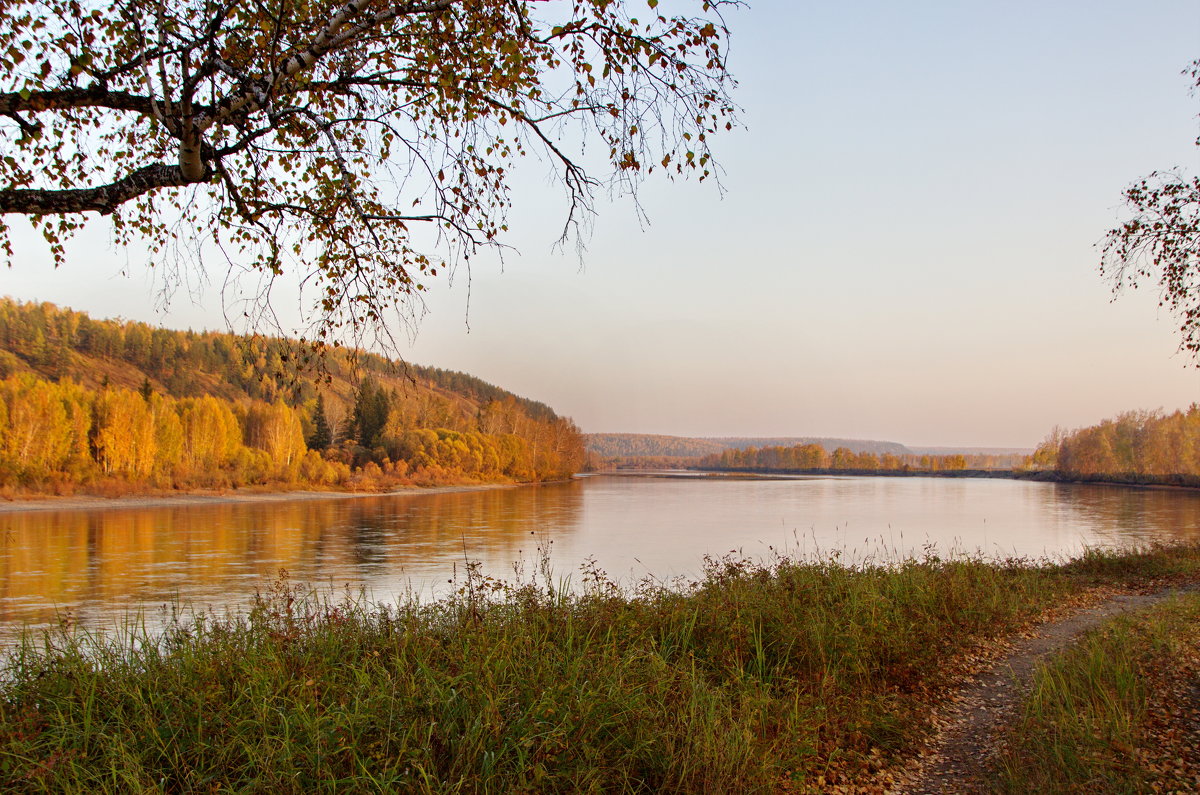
[1032,407,1200,486]
[0,298,584,494]
[588,455,701,471]
[706,437,912,457]
[585,433,913,459]
[585,434,728,459]
[699,444,1024,473]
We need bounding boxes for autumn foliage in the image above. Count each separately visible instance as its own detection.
[0,374,335,490]
[0,298,584,493]
[1032,407,1200,485]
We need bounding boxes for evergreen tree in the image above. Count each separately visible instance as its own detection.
[353,378,390,449]
[308,393,333,452]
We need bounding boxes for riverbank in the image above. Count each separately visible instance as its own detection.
[0,481,528,514]
[604,466,1200,493]
[3,543,1200,792]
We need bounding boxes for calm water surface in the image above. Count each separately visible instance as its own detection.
[3,474,1200,637]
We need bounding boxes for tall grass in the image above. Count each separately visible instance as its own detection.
[993,592,1200,793]
[2,544,1199,793]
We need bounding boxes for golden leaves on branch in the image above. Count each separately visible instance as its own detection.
[0,0,739,346]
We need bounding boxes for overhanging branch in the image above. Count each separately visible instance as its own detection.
[0,87,179,117]
[0,162,211,215]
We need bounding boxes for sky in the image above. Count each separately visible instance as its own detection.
[5,0,1200,448]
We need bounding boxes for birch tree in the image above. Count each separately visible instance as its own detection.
[0,0,738,342]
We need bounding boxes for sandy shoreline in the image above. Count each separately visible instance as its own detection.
[0,482,525,514]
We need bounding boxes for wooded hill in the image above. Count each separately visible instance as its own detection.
[0,298,584,492]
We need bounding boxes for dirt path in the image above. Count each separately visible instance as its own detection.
[891,584,1200,794]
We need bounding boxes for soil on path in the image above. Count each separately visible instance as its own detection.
[889,584,1200,794]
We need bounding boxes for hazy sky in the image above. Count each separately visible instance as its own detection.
[5,0,1200,448]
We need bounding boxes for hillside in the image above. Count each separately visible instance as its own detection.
[0,298,584,491]
[0,299,558,423]
[586,433,912,459]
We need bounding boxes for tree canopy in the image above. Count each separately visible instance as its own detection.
[1102,59,1200,355]
[0,0,737,341]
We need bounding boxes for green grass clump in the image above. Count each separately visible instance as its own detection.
[1,544,1199,793]
[1058,542,1200,581]
[993,592,1200,794]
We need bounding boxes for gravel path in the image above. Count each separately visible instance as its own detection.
[892,585,1200,794]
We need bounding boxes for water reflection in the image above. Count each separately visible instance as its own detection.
[3,476,1200,638]
[1049,483,1200,546]
[0,483,585,633]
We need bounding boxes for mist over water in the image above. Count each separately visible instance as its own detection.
[3,474,1200,638]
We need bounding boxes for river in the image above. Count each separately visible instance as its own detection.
[3,473,1200,638]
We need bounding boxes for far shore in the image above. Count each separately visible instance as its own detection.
[595,467,1200,492]
[0,481,529,515]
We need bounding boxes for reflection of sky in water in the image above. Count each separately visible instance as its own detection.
[3,475,1200,639]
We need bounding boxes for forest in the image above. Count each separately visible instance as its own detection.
[1032,406,1200,485]
[0,299,585,494]
[696,444,997,473]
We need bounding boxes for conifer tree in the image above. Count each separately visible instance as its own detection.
[309,394,333,452]
[353,378,390,449]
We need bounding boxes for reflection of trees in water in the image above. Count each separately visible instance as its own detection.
[1049,484,1200,543]
[344,482,585,561]
[0,483,585,629]
[0,505,316,627]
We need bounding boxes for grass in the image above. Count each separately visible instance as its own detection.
[993,591,1200,794]
[2,544,1200,793]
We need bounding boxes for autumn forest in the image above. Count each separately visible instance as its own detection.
[0,298,585,494]
[1030,407,1200,486]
